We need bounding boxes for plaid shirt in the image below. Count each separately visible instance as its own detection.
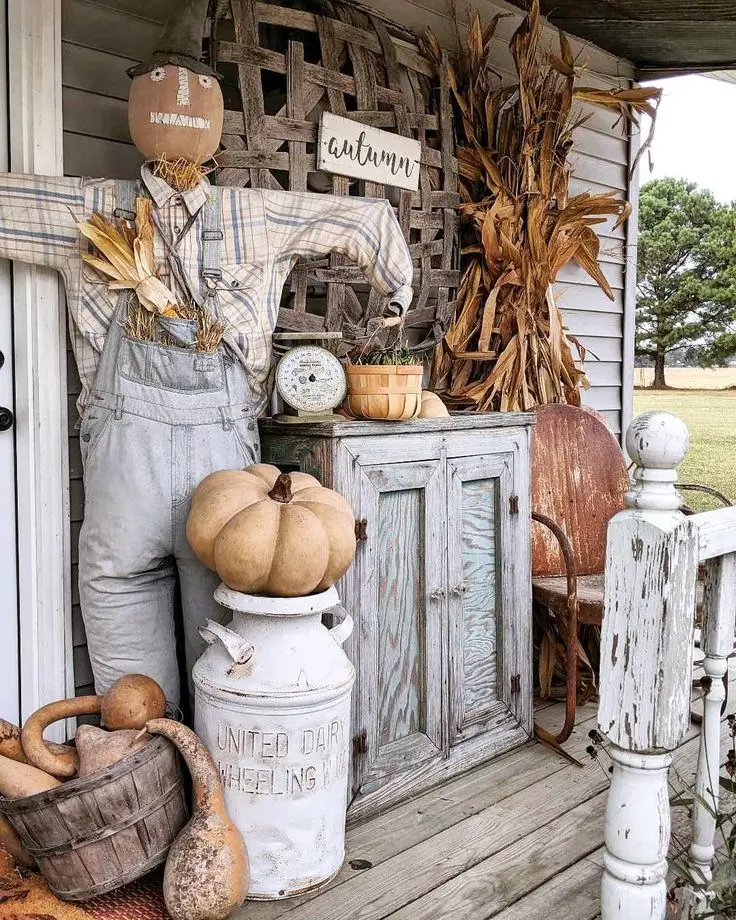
[0,165,414,414]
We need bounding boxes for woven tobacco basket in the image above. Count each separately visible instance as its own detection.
[208,0,460,355]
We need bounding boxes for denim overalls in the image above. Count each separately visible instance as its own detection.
[78,181,259,706]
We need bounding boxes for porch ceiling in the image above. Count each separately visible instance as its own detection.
[507,1,736,78]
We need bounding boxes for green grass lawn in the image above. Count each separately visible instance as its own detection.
[633,387,736,510]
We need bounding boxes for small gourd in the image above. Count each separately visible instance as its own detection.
[143,719,248,920]
[418,391,450,418]
[75,725,151,778]
[0,816,35,868]
[0,753,61,798]
[22,674,166,778]
[187,463,356,597]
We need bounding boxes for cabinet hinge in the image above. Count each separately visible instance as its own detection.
[510,674,521,694]
[353,729,369,756]
[355,519,368,541]
[509,495,519,515]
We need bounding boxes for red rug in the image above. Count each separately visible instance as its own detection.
[81,871,168,920]
[0,848,170,920]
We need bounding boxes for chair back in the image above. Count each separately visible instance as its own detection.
[532,404,630,577]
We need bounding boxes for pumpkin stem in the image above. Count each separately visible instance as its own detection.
[268,473,293,504]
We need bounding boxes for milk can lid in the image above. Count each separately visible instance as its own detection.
[214,584,341,617]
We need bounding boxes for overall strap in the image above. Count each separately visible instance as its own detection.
[200,186,223,299]
[84,179,143,402]
[113,179,140,223]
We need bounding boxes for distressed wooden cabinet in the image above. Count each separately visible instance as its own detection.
[260,414,533,820]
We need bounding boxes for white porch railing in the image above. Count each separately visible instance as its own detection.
[598,411,736,920]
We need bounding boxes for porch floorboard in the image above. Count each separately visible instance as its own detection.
[239,663,732,920]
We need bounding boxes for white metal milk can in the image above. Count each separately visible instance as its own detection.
[193,584,355,900]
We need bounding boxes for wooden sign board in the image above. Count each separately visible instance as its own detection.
[317,112,422,192]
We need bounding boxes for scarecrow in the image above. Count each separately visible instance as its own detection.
[0,0,413,707]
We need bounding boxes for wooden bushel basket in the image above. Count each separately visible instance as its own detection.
[0,736,188,901]
[346,365,423,420]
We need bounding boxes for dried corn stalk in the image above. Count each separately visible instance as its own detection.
[426,1,661,411]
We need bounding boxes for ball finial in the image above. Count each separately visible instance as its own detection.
[626,411,689,471]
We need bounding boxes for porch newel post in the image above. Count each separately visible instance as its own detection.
[599,412,698,920]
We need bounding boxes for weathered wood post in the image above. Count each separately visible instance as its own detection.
[599,412,698,920]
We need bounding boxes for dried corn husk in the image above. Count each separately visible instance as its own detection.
[79,199,178,317]
[79,198,226,352]
[426,0,661,412]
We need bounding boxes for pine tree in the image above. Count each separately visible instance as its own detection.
[636,178,736,387]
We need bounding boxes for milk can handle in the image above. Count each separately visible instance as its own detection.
[329,607,354,646]
[199,619,255,665]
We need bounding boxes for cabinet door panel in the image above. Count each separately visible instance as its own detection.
[448,453,513,744]
[353,458,446,795]
[457,476,499,717]
[376,486,426,747]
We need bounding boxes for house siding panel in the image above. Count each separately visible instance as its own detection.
[61,0,635,697]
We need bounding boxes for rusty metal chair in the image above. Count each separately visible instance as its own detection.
[531,404,731,745]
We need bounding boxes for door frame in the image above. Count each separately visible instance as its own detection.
[0,0,19,723]
[7,0,73,735]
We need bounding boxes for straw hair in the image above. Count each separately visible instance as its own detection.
[152,155,217,193]
[426,1,661,411]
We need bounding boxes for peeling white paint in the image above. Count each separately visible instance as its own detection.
[600,412,697,920]
[193,587,356,900]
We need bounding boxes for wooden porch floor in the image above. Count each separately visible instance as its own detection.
[241,663,733,920]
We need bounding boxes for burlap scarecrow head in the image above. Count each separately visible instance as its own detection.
[127,0,224,165]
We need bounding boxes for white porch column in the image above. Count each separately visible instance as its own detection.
[7,0,72,735]
[599,412,698,920]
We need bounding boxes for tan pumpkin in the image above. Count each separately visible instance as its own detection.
[128,64,223,164]
[418,391,450,418]
[187,464,356,597]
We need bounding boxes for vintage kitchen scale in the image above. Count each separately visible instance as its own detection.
[271,333,347,423]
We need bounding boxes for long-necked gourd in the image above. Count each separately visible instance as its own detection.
[22,674,166,778]
[0,719,68,765]
[144,719,248,920]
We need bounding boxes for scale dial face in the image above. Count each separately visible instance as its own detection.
[275,345,347,413]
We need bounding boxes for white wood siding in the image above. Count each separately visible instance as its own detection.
[61,0,635,695]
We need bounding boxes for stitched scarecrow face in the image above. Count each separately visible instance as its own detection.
[128,63,224,165]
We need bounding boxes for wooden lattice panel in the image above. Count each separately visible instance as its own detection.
[210,0,459,352]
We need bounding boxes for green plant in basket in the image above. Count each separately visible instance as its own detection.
[345,335,423,421]
[353,347,420,367]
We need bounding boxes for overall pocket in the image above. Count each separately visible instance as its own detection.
[118,336,226,392]
[231,414,260,465]
[79,405,114,467]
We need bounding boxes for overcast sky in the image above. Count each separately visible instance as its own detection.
[640,74,736,204]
